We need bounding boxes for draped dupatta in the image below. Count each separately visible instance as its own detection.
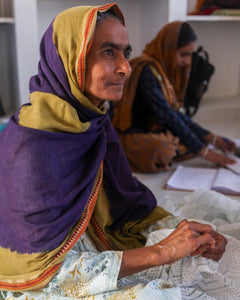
[0,4,170,291]
[112,21,191,133]
[144,21,190,105]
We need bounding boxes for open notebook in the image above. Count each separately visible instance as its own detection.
[166,165,240,195]
[225,153,240,174]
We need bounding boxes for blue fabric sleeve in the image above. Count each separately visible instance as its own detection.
[177,110,210,138]
[138,66,210,153]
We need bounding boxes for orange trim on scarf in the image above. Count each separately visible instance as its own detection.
[53,161,104,261]
[0,162,104,291]
[77,3,123,91]
[90,214,113,251]
[0,264,61,291]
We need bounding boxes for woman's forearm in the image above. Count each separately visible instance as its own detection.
[203,133,215,144]
[118,220,225,280]
[118,244,167,279]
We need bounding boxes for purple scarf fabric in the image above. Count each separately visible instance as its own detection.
[0,13,157,255]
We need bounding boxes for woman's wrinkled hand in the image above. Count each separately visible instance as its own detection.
[204,133,236,153]
[119,220,227,279]
[191,230,227,261]
[153,220,225,265]
[200,147,236,167]
[214,136,236,153]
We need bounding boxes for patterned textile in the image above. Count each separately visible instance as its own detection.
[164,189,240,241]
[143,224,240,299]
[1,215,240,299]
[0,4,170,292]
[0,225,182,300]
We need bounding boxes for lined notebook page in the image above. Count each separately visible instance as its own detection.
[226,154,240,174]
[166,165,217,191]
[166,165,240,195]
[212,168,240,194]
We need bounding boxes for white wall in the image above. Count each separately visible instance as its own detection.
[190,22,240,99]
[13,0,38,107]
[37,0,142,58]
[6,0,240,109]
[36,0,240,100]
[37,0,169,58]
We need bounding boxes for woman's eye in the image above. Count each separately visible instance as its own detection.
[180,53,190,58]
[124,50,131,60]
[104,49,113,56]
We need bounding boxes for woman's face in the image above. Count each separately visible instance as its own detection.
[175,42,196,69]
[84,17,132,107]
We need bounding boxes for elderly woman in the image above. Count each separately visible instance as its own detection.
[112,21,236,173]
[0,4,239,300]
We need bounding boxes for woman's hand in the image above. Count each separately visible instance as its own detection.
[154,220,218,265]
[204,133,236,153]
[200,147,236,167]
[119,220,226,279]
[214,136,236,153]
[191,231,227,261]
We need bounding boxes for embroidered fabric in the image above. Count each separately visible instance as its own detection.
[1,214,240,299]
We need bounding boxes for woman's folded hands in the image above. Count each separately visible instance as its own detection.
[119,219,227,279]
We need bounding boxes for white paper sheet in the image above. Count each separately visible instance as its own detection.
[166,165,240,195]
[166,165,216,191]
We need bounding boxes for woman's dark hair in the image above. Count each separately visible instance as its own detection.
[177,22,197,49]
[97,10,124,25]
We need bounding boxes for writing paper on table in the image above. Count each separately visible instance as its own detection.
[166,165,240,195]
[226,153,240,174]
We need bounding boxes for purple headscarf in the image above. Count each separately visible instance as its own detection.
[0,4,157,255]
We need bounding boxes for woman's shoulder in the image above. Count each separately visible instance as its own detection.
[139,64,161,86]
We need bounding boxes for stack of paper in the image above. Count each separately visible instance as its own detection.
[166,165,240,195]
